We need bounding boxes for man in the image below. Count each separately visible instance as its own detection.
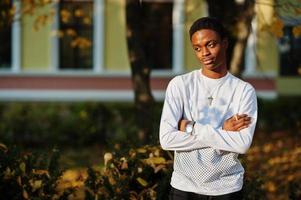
[159,17,257,200]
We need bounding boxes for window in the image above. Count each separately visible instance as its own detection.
[0,0,12,69]
[59,0,93,70]
[279,26,301,76]
[141,2,173,70]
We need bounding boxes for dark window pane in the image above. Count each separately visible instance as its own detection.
[0,1,12,69]
[142,2,173,70]
[279,26,301,76]
[59,0,93,69]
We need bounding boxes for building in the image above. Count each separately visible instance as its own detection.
[0,0,300,102]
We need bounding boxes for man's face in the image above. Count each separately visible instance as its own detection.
[191,29,228,72]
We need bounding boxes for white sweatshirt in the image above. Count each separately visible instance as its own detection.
[159,69,257,196]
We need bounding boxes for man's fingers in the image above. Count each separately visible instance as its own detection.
[237,125,249,131]
[233,118,251,130]
[231,114,248,121]
[233,117,251,125]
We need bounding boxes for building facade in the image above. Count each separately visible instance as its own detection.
[0,0,300,102]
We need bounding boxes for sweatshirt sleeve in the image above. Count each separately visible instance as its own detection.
[193,84,258,154]
[159,77,209,151]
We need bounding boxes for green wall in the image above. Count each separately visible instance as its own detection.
[255,0,279,74]
[277,77,301,95]
[21,5,52,71]
[184,0,205,71]
[104,0,130,71]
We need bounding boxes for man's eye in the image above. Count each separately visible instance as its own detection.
[207,42,217,48]
[194,47,201,51]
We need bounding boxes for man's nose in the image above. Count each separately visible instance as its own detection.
[202,47,210,56]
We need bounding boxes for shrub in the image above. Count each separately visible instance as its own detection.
[84,145,173,200]
[257,97,301,133]
[0,102,163,148]
[0,143,73,199]
[84,146,266,200]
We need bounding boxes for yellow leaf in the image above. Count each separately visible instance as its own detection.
[154,165,166,173]
[109,176,116,185]
[31,180,43,192]
[137,148,147,153]
[83,17,91,25]
[263,144,273,153]
[32,169,50,177]
[0,143,8,152]
[74,9,84,17]
[265,181,276,192]
[104,152,113,166]
[136,177,148,187]
[121,161,128,170]
[270,17,284,38]
[20,162,26,173]
[144,157,166,165]
[23,189,29,199]
[154,149,160,157]
[66,28,77,37]
[60,9,71,23]
[293,26,301,38]
[4,167,11,179]
[17,176,22,186]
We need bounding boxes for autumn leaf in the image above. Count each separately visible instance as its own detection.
[60,9,71,23]
[83,17,91,25]
[23,189,29,199]
[104,152,113,166]
[17,176,22,186]
[74,9,84,17]
[3,167,12,179]
[32,169,50,177]
[270,17,284,38]
[0,143,8,152]
[144,157,166,165]
[154,164,166,173]
[66,28,77,37]
[30,180,43,192]
[19,162,26,174]
[137,148,147,153]
[293,25,301,37]
[136,177,148,187]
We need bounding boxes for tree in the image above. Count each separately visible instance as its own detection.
[206,0,256,76]
[125,0,155,144]
[206,0,301,76]
[125,0,173,144]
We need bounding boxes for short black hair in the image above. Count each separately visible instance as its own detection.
[189,17,227,40]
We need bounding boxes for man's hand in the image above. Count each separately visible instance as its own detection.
[223,114,251,131]
[178,119,191,132]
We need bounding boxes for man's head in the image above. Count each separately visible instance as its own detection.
[189,17,228,75]
[189,17,227,41]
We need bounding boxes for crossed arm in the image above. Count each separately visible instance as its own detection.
[159,79,257,154]
[179,114,251,132]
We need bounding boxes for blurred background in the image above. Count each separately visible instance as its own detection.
[0,0,301,199]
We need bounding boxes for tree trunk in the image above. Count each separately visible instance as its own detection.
[125,0,155,144]
[206,0,255,76]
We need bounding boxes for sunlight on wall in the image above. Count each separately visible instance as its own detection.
[21,4,52,71]
[184,0,206,71]
[104,0,130,71]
